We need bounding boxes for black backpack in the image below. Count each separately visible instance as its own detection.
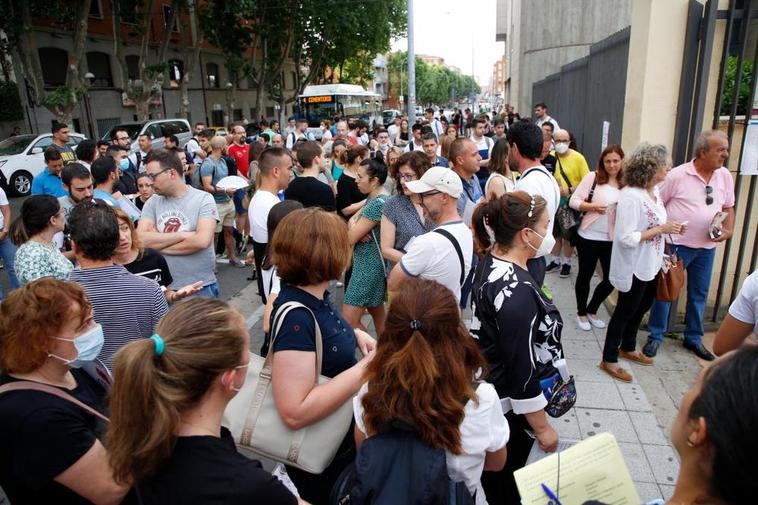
[331,421,475,505]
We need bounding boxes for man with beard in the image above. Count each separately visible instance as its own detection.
[387,166,473,304]
[59,163,94,222]
[137,149,220,298]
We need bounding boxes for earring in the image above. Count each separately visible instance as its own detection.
[686,440,694,448]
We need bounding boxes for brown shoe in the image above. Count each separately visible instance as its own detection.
[598,362,633,382]
[619,350,654,366]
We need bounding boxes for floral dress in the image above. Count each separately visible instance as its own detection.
[345,194,389,308]
[14,241,73,285]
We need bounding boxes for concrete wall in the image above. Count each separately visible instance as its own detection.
[7,30,294,139]
[499,0,632,115]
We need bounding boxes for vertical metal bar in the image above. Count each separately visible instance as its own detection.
[406,0,416,123]
[673,0,705,166]
[712,0,755,320]
[712,0,737,128]
[727,32,758,306]
[690,0,719,150]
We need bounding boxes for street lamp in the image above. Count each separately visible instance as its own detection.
[83,72,95,138]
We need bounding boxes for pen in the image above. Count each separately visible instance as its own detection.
[541,483,563,505]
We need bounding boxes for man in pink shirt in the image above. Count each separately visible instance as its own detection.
[643,130,735,361]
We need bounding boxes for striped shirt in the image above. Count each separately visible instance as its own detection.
[69,265,168,370]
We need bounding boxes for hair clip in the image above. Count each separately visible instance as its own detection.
[410,320,422,331]
[483,215,496,243]
[528,196,535,218]
[150,334,165,357]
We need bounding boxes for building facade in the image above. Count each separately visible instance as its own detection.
[495,0,633,115]
[4,1,297,138]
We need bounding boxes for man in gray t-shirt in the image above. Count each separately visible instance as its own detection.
[138,149,220,296]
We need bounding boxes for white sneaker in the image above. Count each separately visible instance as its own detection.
[588,315,606,329]
[576,316,592,331]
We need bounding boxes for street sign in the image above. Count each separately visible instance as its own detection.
[739,120,758,176]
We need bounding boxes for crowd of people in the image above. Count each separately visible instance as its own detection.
[0,101,755,505]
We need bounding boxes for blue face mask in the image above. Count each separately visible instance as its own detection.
[119,158,131,171]
[49,324,105,368]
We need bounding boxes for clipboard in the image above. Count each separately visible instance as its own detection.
[514,432,640,505]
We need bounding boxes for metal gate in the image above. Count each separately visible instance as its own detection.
[532,27,631,169]
[673,0,757,323]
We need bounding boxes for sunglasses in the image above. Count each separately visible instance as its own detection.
[705,185,713,205]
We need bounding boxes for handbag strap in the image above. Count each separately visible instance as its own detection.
[556,158,573,193]
[267,301,323,380]
[434,228,465,286]
[0,381,110,423]
[578,173,599,219]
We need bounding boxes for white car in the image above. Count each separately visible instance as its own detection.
[0,132,86,196]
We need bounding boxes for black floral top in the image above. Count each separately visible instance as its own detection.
[471,253,564,415]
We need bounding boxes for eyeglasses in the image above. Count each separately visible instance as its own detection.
[705,185,713,205]
[419,190,441,199]
[145,168,173,180]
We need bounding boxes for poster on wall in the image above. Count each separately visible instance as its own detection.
[740,120,758,176]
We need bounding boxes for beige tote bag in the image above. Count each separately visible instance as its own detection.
[223,301,354,473]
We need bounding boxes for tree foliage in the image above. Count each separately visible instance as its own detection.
[388,51,479,106]
[720,55,754,116]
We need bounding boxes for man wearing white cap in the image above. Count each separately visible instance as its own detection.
[387,166,473,303]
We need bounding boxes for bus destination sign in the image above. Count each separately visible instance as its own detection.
[305,95,334,104]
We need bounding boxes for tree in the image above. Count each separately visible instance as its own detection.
[110,0,180,121]
[8,0,92,124]
[388,51,479,107]
[720,55,754,116]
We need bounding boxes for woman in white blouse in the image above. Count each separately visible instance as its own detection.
[601,143,686,382]
[570,145,624,331]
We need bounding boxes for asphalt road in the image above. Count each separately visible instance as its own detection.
[0,195,254,301]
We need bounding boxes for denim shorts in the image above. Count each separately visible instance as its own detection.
[195,281,220,299]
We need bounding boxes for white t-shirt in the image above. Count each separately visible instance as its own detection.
[728,270,758,336]
[353,381,509,504]
[0,187,8,230]
[286,131,306,149]
[470,135,494,159]
[399,221,473,303]
[387,124,399,142]
[262,265,281,300]
[248,190,281,244]
[514,165,561,238]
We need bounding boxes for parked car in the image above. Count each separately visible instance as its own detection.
[0,132,86,196]
[382,109,402,127]
[101,118,192,153]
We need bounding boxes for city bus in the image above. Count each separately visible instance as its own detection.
[296,84,382,139]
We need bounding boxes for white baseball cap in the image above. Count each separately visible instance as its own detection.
[404,166,463,198]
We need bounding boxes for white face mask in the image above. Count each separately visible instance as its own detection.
[554,142,569,155]
[526,228,556,258]
[48,324,105,368]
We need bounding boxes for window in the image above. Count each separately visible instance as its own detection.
[97,118,121,139]
[211,110,224,126]
[166,120,189,134]
[86,52,113,87]
[162,4,180,32]
[206,63,219,88]
[126,55,140,80]
[167,59,183,88]
[71,119,82,135]
[233,109,243,121]
[119,0,138,24]
[89,0,103,18]
[145,123,163,139]
[265,106,275,119]
[38,47,68,86]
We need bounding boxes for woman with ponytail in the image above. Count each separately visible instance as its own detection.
[106,298,299,504]
[9,194,71,285]
[335,144,369,220]
[470,191,564,505]
[354,277,508,504]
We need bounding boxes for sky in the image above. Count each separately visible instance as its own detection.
[390,0,502,86]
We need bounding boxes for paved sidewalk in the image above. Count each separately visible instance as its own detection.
[236,268,708,504]
[543,267,708,503]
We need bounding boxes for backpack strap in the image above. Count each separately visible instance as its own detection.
[434,228,465,286]
[0,381,110,423]
[135,151,142,171]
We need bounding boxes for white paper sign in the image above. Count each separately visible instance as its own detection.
[601,121,610,151]
[739,120,758,176]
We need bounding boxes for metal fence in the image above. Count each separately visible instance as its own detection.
[532,27,631,168]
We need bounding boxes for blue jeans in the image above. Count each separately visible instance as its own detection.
[195,281,220,299]
[647,245,716,345]
[0,236,19,300]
